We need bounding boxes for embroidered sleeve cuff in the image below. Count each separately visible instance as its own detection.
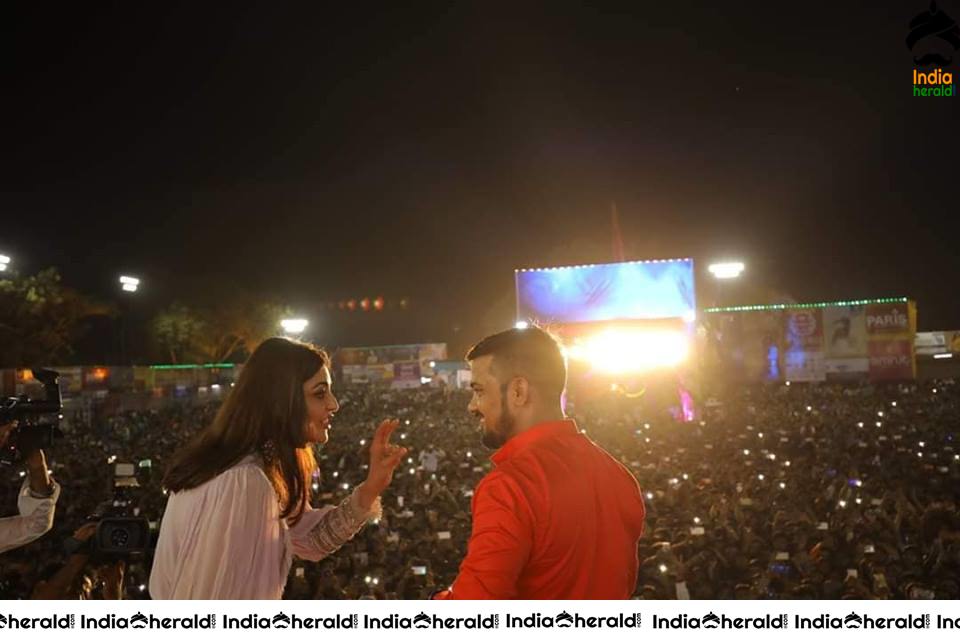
[346,483,382,523]
[20,478,60,502]
[28,480,58,500]
[305,485,381,558]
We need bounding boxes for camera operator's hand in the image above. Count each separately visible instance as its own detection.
[99,560,125,600]
[25,449,53,496]
[0,420,17,449]
[60,521,98,558]
[72,522,98,545]
[29,523,96,599]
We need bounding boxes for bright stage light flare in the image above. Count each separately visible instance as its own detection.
[564,328,690,374]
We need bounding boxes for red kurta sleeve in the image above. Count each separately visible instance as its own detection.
[438,471,534,599]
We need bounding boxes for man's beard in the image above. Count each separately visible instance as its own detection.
[481,393,516,450]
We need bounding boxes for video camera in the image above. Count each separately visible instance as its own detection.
[85,462,152,559]
[0,369,64,464]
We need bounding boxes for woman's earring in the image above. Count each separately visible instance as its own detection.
[260,439,278,465]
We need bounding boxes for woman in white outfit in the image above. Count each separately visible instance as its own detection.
[150,337,406,599]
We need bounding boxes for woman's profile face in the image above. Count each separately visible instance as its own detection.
[303,365,339,445]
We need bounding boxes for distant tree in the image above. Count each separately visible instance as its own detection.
[198,299,291,362]
[0,268,105,367]
[151,302,207,363]
[149,287,292,364]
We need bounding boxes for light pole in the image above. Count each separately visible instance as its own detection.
[707,262,745,280]
[118,275,141,364]
[0,254,10,273]
[119,275,140,293]
[706,261,745,308]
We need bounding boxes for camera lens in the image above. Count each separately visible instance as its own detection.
[110,528,130,547]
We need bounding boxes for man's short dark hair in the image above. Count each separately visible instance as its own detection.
[465,326,567,399]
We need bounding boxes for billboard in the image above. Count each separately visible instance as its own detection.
[915,332,948,355]
[869,340,915,381]
[822,305,869,377]
[391,361,422,389]
[706,298,917,383]
[707,311,783,382]
[515,259,695,324]
[784,309,825,381]
[338,345,421,366]
[823,305,869,356]
[342,364,394,385]
[337,344,447,386]
[785,350,826,382]
[865,302,912,336]
[865,301,916,381]
[338,344,446,369]
[739,311,785,382]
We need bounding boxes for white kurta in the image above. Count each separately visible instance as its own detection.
[150,456,378,599]
[0,479,60,555]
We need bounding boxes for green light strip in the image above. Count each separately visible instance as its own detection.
[149,363,235,370]
[704,297,909,313]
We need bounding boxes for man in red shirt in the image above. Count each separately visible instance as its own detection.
[434,326,646,599]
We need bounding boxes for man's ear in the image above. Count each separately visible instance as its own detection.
[508,376,531,407]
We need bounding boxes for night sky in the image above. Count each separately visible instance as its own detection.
[6,2,959,354]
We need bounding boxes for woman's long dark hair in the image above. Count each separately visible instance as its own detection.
[163,337,328,525]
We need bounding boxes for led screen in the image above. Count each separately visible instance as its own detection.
[516,259,695,324]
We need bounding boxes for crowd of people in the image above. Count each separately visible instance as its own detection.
[599,380,960,600]
[0,376,957,599]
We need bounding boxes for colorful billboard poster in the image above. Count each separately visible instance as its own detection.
[822,305,869,359]
[785,350,826,382]
[785,309,824,350]
[391,361,422,389]
[703,312,780,382]
[821,305,870,378]
[784,309,825,381]
[417,343,448,370]
[824,357,869,377]
[342,364,395,385]
[865,301,916,380]
[869,339,915,381]
[865,302,911,336]
[915,331,947,355]
[707,299,917,382]
[738,311,784,382]
[339,345,418,366]
[338,344,447,367]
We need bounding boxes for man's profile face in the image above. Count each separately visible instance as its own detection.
[467,355,516,450]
